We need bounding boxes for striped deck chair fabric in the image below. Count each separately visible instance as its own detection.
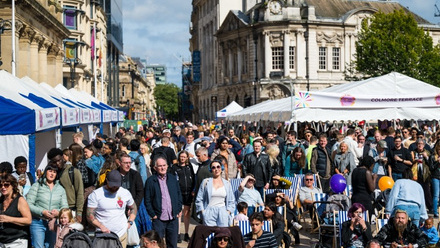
[296,173,320,188]
[376,218,388,234]
[204,233,215,248]
[313,193,329,218]
[230,178,243,202]
[344,184,353,198]
[236,220,272,236]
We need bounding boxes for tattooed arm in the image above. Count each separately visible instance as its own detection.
[86,207,110,233]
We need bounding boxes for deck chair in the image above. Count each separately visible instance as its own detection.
[230,178,243,203]
[376,218,388,234]
[235,220,272,236]
[344,184,353,199]
[338,210,369,247]
[311,193,329,232]
[295,173,321,223]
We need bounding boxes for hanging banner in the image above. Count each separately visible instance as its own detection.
[36,108,60,131]
[62,108,79,126]
[295,91,440,109]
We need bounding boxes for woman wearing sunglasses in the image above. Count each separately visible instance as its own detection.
[195,160,235,227]
[0,174,32,247]
[210,228,233,248]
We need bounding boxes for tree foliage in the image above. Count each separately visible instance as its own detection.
[350,9,440,86]
[153,83,180,119]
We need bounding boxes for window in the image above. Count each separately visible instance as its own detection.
[319,47,327,70]
[122,85,126,97]
[233,52,238,76]
[242,51,247,74]
[272,47,284,70]
[332,47,340,70]
[64,6,77,29]
[289,46,295,70]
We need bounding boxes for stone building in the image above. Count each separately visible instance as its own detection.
[59,0,108,102]
[190,0,440,120]
[0,0,69,86]
[119,55,156,120]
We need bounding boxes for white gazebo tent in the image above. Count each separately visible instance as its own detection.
[228,72,440,123]
[216,101,244,118]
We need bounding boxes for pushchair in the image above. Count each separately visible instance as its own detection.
[311,193,351,248]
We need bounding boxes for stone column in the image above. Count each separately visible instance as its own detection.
[283,31,290,77]
[18,27,35,78]
[55,48,64,87]
[264,31,271,78]
[30,33,43,82]
[38,40,50,83]
[296,30,306,79]
[47,43,57,86]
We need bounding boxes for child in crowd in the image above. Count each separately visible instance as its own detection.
[12,156,34,196]
[234,202,249,221]
[49,208,84,248]
[421,217,439,248]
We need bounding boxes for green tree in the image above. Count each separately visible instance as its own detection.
[153,83,180,119]
[349,9,440,86]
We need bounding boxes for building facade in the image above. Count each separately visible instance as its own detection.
[190,0,440,120]
[119,55,156,120]
[0,0,69,86]
[59,0,108,102]
[145,64,167,85]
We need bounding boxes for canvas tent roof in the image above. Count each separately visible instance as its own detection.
[216,101,244,118]
[0,70,60,135]
[228,72,440,122]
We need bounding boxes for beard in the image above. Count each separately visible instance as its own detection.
[395,222,407,237]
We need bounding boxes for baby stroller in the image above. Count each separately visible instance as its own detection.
[373,188,391,218]
[312,193,351,248]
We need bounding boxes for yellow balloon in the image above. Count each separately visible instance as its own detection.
[378,176,394,191]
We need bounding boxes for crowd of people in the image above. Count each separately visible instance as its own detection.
[0,119,440,248]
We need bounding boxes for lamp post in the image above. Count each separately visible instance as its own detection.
[64,58,81,88]
[0,19,12,67]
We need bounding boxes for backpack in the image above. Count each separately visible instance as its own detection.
[61,230,93,248]
[92,232,123,248]
[131,154,142,171]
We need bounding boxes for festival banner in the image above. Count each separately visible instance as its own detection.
[36,108,60,131]
[295,91,440,109]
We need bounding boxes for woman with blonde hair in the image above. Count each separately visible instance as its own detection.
[266,144,281,176]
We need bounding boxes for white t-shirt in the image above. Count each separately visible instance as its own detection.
[88,186,135,237]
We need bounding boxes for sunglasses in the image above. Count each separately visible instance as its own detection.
[0,183,11,188]
[211,165,221,170]
[305,179,313,181]
[216,237,230,242]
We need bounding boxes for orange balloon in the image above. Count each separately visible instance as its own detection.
[378,176,394,191]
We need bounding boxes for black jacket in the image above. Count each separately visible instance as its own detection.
[375,217,428,247]
[121,169,144,208]
[341,220,373,247]
[144,173,182,219]
[243,152,272,187]
[170,163,195,195]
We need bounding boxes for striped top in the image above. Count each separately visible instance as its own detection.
[243,231,278,248]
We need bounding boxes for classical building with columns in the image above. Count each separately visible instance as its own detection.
[190,0,440,120]
[0,0,68,86]
[119,55,156,120]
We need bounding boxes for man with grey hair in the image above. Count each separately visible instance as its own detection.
[145,156,182,248]
[194,147,211,194]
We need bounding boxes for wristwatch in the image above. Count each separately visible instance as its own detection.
[128,220,133,225]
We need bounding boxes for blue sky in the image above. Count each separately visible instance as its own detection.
[122,0,439,88]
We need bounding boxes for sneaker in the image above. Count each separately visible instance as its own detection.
[292,222,302,231]
[184,233,190,242]
[177,234,182,243]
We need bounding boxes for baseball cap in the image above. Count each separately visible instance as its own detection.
[106,170,122,187]
[378,140,388,149]
[162,129,171,134]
